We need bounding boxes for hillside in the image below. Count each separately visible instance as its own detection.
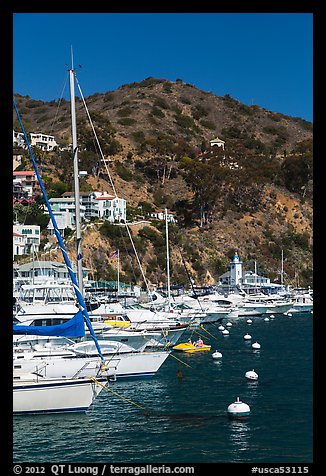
[13,78,313,288]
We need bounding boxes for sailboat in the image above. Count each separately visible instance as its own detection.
[12,61,170,407]
[13,371,107,414]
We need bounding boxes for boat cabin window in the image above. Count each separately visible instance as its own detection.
[32,318,69,326]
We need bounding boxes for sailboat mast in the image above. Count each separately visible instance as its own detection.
[117,249,120,296]
[69,65,84,297]
[165,209,171,311]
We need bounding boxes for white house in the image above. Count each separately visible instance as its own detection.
[60,191,127,223]
[13,170,40,198]
[13,260,90,286]
[210,136,225,150]
[30,133,58,151]
[47,198,86,235]
[13,130,25,148]
[13,224,41,255]
[241,271,270,288]
[149,211,176,223]
[13,231,28,258]
[94,192,126,222]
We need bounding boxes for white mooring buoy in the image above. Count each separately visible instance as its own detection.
[270,314,275,319]
[212,350,223,359]
[226,322,233,327]
[222,329,229,335]
[245,369,258,381]
[218,325,225,331]
[244,333,252,340]
[227,397,251,418]
[264,317,270,322]
[246,319,252,324]
[252,342,261,350]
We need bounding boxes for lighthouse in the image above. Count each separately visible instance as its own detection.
[230,248,243,286]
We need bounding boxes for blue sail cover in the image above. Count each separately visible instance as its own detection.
[13,310,85,338]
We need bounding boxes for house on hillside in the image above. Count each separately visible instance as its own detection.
[13,130,25,148]
[47,197,86,235]
[13,170,40,198]
[13,231,27,259]
[62,191,126,223]
[149,211,177,223]
[30,133,58,151]
[13,224,41,256]
[210,136,225,150]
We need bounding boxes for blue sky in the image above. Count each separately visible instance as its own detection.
[13,13,313,121]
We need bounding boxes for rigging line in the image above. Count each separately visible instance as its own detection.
[176,244,204,312]
[117,225,140,286]
[49,72,69,136]
[124,222,151,295]
[189,327,209,341]
[168,353,192,368]
[89,376,150,415]
[75,72,150,293]
[74,74,117,197]
[75,74,150,294]
[199,324,219,341]
[38,72,69,172]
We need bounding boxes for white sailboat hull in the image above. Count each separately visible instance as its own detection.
[13,376,105,414]
[13,350,170,380]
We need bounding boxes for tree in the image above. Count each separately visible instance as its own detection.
[181,157,229,226]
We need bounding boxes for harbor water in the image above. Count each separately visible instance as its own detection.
[13,312,313,464]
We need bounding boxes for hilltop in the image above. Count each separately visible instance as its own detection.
[13,78,313,288]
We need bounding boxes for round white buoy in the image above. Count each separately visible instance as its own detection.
[227,397,250,418]
[222,329,229,335]
[270,314,275,319]
[245,369,258,380]
[212,350,223,359]
[218,325,225,331]
[252,342,261,349]
[226,322,233,327]
[244,333,252,340]
[264,317,270,322]
[246,319,252,324]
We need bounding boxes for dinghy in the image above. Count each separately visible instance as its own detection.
[172,342,211,353]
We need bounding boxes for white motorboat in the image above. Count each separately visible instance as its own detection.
[287,291,313,313]
[13,371,106,414]
[13,339,171,380]
[170,294,238,323]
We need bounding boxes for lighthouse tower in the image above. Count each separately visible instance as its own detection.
[230,248,243,287]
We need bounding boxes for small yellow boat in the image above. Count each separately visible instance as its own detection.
[172,342,211,353]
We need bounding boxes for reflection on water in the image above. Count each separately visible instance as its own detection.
[228,419,251,456]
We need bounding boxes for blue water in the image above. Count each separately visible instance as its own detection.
[13,312,313,463]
